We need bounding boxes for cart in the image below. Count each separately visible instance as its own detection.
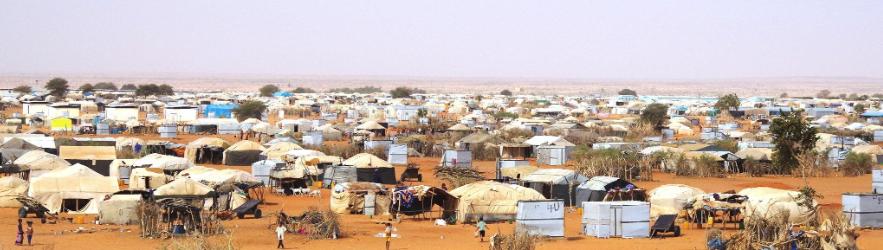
[233,200,263,219]
[400,163,422,182]
[650,214,681,238]
[15,197,54,224]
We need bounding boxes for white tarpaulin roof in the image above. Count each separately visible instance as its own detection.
[28,164,120,213]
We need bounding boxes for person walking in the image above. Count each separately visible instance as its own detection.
[476,217,487,242]
[384,222,394,250]
[14,219,23,246]
[25,221,33,245]
[275,224,286,249]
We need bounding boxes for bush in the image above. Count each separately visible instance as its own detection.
[841,152,873,176]
[573,148,647,181]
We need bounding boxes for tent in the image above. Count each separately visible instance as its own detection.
[98,194,142,225]
[28,164,120,213]
[59,146,117,176]
[14,151,70,179]
[184,137,229,163]
[0,138,41,163]
[582,201,651,238]
[153,178,215,198]
[222,140,267,166]
[648,184,705,218]
[521,168,588,206]
[133,153,193,174]
[448,181,546,223]
[128,168,169,190]
[0,176,28,207]
[735,148,773,162]
[343,153,396,184]
[203,104,238,118]
[251,159,280,185]
[500,165,539,180]
[330,182,389,215]
[260,142,303,161]
[576,176,635,203]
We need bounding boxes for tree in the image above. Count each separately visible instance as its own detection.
[714,93,740,111]
[816,89,831,98]
[841,152,873,176]
[328,86,382,94]
[259,84,279,97]
[390,87,425,98]
[135,84,161,96]
[500,89,513,96]
[854,103,866,114]
[93,82,118,91]
[44,77,69,97]
[291,87,315,93]
[640,103,668,127]
[770,110,818,173]
[618,89,637,96]
[779,92,788,98]
[158,84,174,96]
[232,100,267,121]
[121,84,137,91]
[79,83,95,93]
[12,85,32,94]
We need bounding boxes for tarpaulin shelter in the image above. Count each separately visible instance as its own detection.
[222,140,266,166]
[184,137,229,164]
[0,138,41,163]
[576,176,635,203]
[98,194,142,225]
[0,176,28,207]
[344,153,396,184]
[648,184,705,218]
[14,151,70,179]
[448,181,546,223]
[330,182,389,215]
[59,146,117,176]
[260,142,302,161]
[153,177,215,198]
[128,168,168,190]
[133,153,193,174]
[203,104,238,118]
[251,159,280,185]
[28,164,120,213]
[520,168,588,206]
[390,185,457,218]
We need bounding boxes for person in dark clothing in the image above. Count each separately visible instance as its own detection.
[14,219,22,245]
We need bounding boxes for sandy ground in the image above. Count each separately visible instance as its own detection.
[0,154,880,250]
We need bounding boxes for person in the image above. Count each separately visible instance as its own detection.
[476,217,487,242]
[786,224,817,250]
[440,183,448,191]
[14,219,23,246]
[384,222,394,250]
[275,223,286,249]
[25,221,33,245]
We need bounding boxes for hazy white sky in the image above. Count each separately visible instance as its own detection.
[1,1,881,79]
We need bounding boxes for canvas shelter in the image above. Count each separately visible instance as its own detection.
[133,153,193,174]
[153,177,215,198]
[576,176,635,203]
[184,137,230,164]
[343,153,396,184]
[98,194,142,225]
[59,146,117,176]
[128,168,169,190]
[28,164,120,213]
[14,151,70,179]
[222,140,267,166]
[520,168,588,206]
[260,142,303,161]
[648,184,705,218]
[390,185,457,218]
[330,182,390,215]
[0,176,28,207]
[251,159,280,185]
[0,138,41,163]
[500,165,539,180]
[448,181,546,223]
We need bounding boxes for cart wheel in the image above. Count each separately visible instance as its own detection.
[237,213,245,219]
[40,218,46,224]
[36,211,44,218]
[18,207,26,218]
[674,226,681,237]
[651,230,657,237]
[254,209,262,219]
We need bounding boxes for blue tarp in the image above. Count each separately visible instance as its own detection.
[861,111,883,117]
[273,91,293,97]
[204,104,238,118]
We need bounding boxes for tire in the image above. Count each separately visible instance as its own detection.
[18,207,27,218]
[254,209,262,219]
[237,213,245,219]
[674,226,681,237]
[36,211,44,218]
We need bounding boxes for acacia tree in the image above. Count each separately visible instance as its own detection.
[500,89,513,96]
[158,84,174,95]
[640,103,668,128]
[45,77,69,97]
[816,89,831,99]
[121,84,137,91]
[232,100,267,121]
[79,83,95,93]
[12,85,31,94]
[618,89,637,96]
[715,93,740,111]
[259,84,279,97]
[94,82,118,90]
[770,110,818,173]
[390,87,425,98]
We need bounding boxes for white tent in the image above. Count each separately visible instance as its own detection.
[128,168,168,191]
[28,164,120,213]
[0,176,28,207]
[153,178,214,197]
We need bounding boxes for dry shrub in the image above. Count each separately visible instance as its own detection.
[840,152,873,176]
[295,207,342,240]
[365,145,389,161]
[159,232,237,250]
[500,128,534,142]
[573,148,649,181]
[625,122,657,141]
[563,130,599,146]
[725,211,820,250]
[490,231,537,250]
[434,166,485,188]
[794,152,834,178]
[471,144,499,161]
[742,157,769,177]
[670,153,725,178]
[306,143,361,159]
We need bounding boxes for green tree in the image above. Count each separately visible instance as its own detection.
[291,87,315,93]
[500,89,513,96]
[417,108,428,118]
[640,103,668,127]
[232,100,267,121]
[158,84,174,95]
[93,82,118,91]
[259,84,279,97]
[12,85,32,94]
[714,93,741,111]
[135,84,160,96]
[121,84,137,91]
[842,152,873,176]
[779,92,788,98]
[44,77,69,97]
[770,110,818,173]
[390,87,425,98]
[816,89,831,99]
[618,89,637,96]
[854,103,866,114]
[79,83,95,93]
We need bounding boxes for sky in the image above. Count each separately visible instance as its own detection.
[1,1,882,80]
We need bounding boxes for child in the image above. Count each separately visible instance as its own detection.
[25,221,33,245]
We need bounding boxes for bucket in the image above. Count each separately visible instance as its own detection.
[706,217,714,227]
[73,215,85,224]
